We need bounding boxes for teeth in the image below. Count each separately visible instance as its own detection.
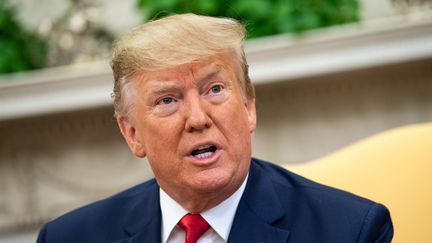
[196,144,212,150]
[194,151,213,159]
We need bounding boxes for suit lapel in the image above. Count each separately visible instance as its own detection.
[110,180,162,243]
[228,159,290,243]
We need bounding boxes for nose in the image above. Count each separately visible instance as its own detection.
[184,94,212,132]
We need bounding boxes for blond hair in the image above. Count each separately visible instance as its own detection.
[111,13,254,117]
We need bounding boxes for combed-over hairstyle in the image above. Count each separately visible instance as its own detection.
[111,13,254,118]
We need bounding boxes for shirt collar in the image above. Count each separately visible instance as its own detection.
[160,174,248,243]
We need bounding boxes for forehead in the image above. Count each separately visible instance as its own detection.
[145,52,237,82]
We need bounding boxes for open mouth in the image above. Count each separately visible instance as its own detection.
[190,144,217,159]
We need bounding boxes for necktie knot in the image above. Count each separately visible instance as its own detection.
[178,213,210,243]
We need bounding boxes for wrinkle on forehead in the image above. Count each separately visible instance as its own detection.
[143,61,225,83]
[131,51,243,95]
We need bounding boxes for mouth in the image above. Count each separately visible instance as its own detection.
[190,144,218,160]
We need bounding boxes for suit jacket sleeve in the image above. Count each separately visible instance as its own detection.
[356,203,393,243]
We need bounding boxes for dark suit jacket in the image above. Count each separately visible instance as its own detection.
[37,158,393,243]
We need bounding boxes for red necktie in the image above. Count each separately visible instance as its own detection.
[178,213,210,243]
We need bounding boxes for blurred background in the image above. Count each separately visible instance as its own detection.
[0,0,431,242]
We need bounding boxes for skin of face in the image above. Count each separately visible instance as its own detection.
[117,52,256,212]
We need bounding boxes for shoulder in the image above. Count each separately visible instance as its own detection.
[37,179,158,243]
[252,157,375,206]
[250,158,393,242]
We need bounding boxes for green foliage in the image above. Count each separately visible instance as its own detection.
[0,0,47,74]
[137,0,360,38]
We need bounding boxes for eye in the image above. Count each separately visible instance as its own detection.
[205,83,229,104]
[210,84,222,94]
[157,97,176,106]
[161,97,173,104]
[154,96,179,116]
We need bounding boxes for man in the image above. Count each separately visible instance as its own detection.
[37,14,393,243]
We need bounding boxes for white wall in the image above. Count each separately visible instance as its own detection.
[0,231,37,243]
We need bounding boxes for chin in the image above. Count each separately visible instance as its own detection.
[191,169,239,193]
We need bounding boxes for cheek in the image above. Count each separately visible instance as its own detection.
[139,116,184,157]
[219,102,253,146]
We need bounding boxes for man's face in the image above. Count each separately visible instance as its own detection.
[118,52,256,202]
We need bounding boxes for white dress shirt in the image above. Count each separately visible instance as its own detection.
[160,175,248,243]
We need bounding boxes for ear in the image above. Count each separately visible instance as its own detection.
[117,116,146,158]
[245,98,257,133]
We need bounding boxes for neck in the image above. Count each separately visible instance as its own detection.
[158,176,247,213]
[165,186,238,213]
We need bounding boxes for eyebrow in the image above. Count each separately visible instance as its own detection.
[196,65,223,86]
[150,84,181,95]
